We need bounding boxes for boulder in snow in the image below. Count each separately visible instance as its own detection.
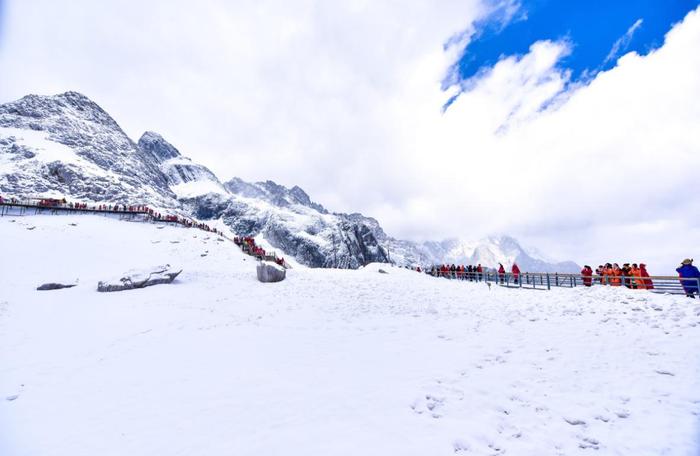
[256,261,286,283]
[37,282,77,291]
[97,264,182,292]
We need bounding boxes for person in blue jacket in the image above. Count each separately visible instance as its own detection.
[676,258,700,298]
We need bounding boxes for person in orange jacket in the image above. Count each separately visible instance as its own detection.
[630,263,644,289]
[611,263,622,286]
[602,263,613,285]
[581,265,593,286]
[639,264,653,289]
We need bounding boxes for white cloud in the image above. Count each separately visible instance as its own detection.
[0,1,699,273]
[604,18,644,65]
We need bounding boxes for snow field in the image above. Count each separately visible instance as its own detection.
[1,214,699,455]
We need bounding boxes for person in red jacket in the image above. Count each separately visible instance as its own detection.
[498,263,505,283]
[581,265,593,287]
[476,264,483,282]
[639,263,653,290]
[511,263,521,284]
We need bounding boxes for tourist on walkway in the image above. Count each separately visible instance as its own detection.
[581,265,593,287]
[640,264,653,290]
[630,264,643,289]
[512,263,521,284]
[611,263,622,286]
[676,259,700,298]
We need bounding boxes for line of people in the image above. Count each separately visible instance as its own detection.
[430,264,486,281]
[2,195,226,237]
[233,236,286,267]
[587,263,653,289]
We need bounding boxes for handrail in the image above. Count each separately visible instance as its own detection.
[425,269,700,296]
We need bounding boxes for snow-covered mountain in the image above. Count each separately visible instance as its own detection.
[419,237,580,273]
[0,91,579,271]
[0,92,177,207]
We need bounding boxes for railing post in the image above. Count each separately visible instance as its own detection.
[555,273,559,287]
[546,273,551,290]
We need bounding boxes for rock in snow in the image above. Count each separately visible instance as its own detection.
[256,261,286,283]
[36,282,77,291]
[97,265,182,292]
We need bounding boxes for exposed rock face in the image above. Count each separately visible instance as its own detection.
[256,261,286,283]
[97,265,182,292]
[0,92,176,207]
[0,92,580,272]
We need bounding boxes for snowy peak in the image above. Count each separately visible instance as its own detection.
[0,91,123,133]
[418,236,579,273]
[0,91,177,207]
[137,131,181,162]
[136,131,226,198]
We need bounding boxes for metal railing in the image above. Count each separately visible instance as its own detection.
[427,270,700,296]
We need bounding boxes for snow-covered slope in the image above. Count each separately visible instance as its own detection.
[0,92,579,271]
[1,213,698,455]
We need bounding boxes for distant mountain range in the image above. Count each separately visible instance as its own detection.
[0,91,580,272]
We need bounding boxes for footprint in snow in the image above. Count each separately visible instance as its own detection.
[452,439,471,453]
[655,369,675,376]
[594,414,611,423]
[563,417,586,426]
[6,395,18,401]
[578,436,600,450]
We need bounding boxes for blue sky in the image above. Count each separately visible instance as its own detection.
[456,0,700,83]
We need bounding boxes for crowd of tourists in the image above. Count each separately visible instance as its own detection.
[426,258,700,298]
[429,263,523,283]
[1,195,225,236]
[233,236,286,266]
[580,263,654,289]
[429,264,486,281]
